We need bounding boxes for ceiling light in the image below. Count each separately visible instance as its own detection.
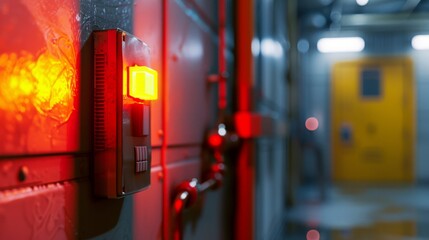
[317,37,365,53]
[356,0,369,6]
[412,35,429,50]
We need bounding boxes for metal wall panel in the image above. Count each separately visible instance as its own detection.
[134,0,164,147]
[0,0,81,156]
[0,0,229,239]
[133,166,164,240]
[254,0,288,239]
[166,0,217,146]
[0,167,164,239]
[0,183,76,239]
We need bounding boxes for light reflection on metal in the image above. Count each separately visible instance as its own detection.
[412,35,429,50]
[251,38,260,56]
[218,123,227,136]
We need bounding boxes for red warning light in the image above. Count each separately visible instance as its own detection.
[128,66,158,101]
[305,117,319,131]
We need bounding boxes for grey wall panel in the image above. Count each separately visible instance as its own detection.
[256,138,287,240]
[254,1,289,239]
[182,189,230,240]
[167,1,217,146]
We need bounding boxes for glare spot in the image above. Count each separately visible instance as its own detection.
[180,191,189,200]
[261,39,283,58]
[252,38,260,56]
[307,229,320,240]
[356,0,369,6]
[412,35,429,50]
[305,117,319,131]
[218,123,227,136]
[190,178,198,187]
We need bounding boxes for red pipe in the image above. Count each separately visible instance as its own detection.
[172,179,199,240]
[162,0,170,239]
[235,0,255,239]
[171,0,228,239]
[172,164,225,239]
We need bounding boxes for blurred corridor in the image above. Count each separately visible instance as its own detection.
[278,183,429,240]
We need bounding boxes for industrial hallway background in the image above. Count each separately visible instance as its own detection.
[1,0,429,239]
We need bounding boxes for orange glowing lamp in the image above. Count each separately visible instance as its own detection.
[128,66,158,101]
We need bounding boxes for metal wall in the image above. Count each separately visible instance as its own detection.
[253,0,288,239]
[0,0,291,239]
[0,0,234,239]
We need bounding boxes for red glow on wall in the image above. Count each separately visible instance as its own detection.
[0,0,80,154]
[305,117,319,131]
[208,133,223,148]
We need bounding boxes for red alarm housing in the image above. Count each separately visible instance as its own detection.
[93,29,157,198]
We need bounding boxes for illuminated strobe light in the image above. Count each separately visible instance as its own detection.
[128,66,158,100]
[356,0,369,6]
[307,229,320,240]
[305,117,319,131]
[412,35,429,50]
[317,37,365,53]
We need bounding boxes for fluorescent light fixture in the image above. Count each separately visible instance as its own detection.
[261,39,283,58]
[317,37,365,53]
[412,35,429,50]
[356,0,369,6]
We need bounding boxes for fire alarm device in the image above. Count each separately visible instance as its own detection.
[93,29,158,198]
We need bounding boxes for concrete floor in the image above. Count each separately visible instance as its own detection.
[279,184,429,240]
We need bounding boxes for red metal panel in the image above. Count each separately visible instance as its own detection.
[0,0,80,156]
[134,0,164,147]
[0,182,77,239]
[133,166,163,240]
[0,155,88,190]
[166,0,216,146]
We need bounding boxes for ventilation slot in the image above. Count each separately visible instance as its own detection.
[94,53,106,151]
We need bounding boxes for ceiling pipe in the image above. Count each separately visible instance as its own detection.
[340,13,429,30]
